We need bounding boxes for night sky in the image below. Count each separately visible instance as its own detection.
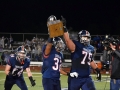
[0,0,120,35]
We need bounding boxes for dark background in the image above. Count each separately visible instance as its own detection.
[0,0,120,35]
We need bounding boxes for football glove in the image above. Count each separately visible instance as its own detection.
[61,16,66,27]
[29,76,36,86]
[67,72,78,78]
[95,68,101,81]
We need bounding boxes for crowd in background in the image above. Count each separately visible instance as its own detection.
[0,34,120,65]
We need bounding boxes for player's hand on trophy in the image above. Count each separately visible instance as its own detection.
[61,16,68,32]
[61,16,66,27]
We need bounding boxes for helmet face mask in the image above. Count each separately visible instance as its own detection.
[78,30,91,45]
[53,37,65,52]
[80,36,90,44]
[16,46,27,62]
[17,51,26,60]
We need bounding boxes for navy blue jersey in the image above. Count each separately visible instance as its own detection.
[42,45,63,80]
[71,40,94,78]
[6,54,30,78]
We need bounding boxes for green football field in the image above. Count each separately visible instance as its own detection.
[0,71,110,90]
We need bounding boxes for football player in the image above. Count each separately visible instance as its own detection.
[4,46,36,90]
[61,16,101,90]
[42,36,69,90]
[42,15,77,90]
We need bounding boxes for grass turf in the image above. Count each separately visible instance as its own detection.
[0,71,110,90]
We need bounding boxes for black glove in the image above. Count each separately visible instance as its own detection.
[95,68,101,81]
[61,16,66,27]
[29,76,36,86]
[61,16,68,32]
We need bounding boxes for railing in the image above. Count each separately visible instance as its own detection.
[0,32,119,42]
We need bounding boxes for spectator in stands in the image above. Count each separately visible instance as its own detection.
[26,51,31,59]
[32,37,36,45]
[4,51,10,64]
[37,44,42,55]
[9,36,13,48]
[0,44,3,52]
[1,36,4,48]
[0,38,1,46]
[25,39,31,45]
[4,37,9,49]
[1,52,5,65]
[35,54,40,61]
[25,45,31,53]
[97,40,104,53]
[92,35,101,42]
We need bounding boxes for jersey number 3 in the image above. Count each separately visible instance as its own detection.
[52,58,61,71]
[81,51,92,65]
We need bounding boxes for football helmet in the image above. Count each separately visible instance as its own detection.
[53,37,65,52]
[16,46,27,62]
[78,30,91,45]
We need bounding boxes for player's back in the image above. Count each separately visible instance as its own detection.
[71,40,94,78]
[42,45,62,80]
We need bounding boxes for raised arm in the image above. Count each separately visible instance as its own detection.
[44,38,53,56]
[63,32,75,52]
[61,16,75,52]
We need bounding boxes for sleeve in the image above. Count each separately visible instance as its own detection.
[60,52,64,62]
[6,57,12,66]
[90,46,95,61]
[72,40,78,51]
[42,45,46,53]
[102,50,108,62]
[42,45,50,58]
[24,59,30,69]
[114,50,120,59]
